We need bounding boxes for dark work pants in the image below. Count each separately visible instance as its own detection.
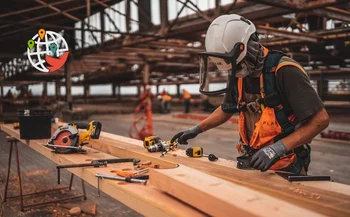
[184,99,190,113]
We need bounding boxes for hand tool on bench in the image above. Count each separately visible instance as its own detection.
[186,147,218,162]
[135,161,160,169]
[56,158,140,184]
[96,173,148,196]
[115,168,149,178]
[45,120,102,154]
[275,171,331,182]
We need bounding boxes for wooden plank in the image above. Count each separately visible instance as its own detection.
[149,165,325,217]
[84,130,350,217]
[0,124,204,217]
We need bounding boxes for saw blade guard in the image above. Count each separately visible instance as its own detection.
[49,125,79,154]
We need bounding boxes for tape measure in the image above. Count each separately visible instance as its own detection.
[186,147,203,157]
[186,147,218,162]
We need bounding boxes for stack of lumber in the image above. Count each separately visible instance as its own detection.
[1,123,350,217]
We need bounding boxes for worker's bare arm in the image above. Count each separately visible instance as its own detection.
[282,108,329,151]
[199,106,234,132]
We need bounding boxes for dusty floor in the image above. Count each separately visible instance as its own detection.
[0,131,142,217]
[0,110,349,216]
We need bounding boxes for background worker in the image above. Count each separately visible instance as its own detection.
[182,88,191,113]
[160,91,172,113]
[171,14,329,175]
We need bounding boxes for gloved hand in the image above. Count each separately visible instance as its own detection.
[250,140,287,172]
[170,125,202,145]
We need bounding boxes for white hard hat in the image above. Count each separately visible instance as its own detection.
[205,14,256,70]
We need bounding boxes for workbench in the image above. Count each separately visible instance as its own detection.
[1,123,349,217]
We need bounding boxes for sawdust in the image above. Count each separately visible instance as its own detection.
[24,169,50,177]
[176,174,186,177]
[289,187,321,199]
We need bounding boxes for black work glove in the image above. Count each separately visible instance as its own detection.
[170,125,202,145]
[250,140,287,172]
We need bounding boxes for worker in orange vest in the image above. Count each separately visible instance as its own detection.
[182,88,191,113]
[171,14,329,175]
[161,92,172,113]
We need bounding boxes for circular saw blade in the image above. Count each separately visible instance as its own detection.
[52,130,74,150]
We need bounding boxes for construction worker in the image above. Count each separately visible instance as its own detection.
[182,88,191,113]
[171,14,329,175]
[161,92,172,113]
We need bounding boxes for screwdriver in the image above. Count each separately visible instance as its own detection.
[115,168,149,178]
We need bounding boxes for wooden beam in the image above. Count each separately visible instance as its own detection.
[149,165,323,217]
[0,124,203,217]
[83,131,350,217]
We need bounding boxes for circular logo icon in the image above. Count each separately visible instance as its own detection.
[27,29,69,72]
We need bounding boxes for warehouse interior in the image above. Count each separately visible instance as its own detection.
[0,0,350,216]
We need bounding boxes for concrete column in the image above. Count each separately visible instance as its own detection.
[177,84,180,98]
[55,80,60,100]
[160,0,168,36]
[117,85,121,101]
[65,58,72,110]
[137,85,141,96]
[156,85,159,95]
[0,81,3,98]
[112,83,117,97]
[84,85,89,103]
[143,63,150,85]
[42,81,48,97]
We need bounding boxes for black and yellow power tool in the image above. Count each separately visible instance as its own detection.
[143,136,177,156]
[45,120,102,154]
[143,136,162,150]
[186,147,218,162]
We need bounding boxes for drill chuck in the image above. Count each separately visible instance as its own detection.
[147,141,168,152]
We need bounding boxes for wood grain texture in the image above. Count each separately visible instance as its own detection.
[0,124,205,217]
[5,123,350,217]
[86,129,350,217]
[149,165,325,217]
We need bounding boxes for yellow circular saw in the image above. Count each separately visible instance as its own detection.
[45,121,102,154]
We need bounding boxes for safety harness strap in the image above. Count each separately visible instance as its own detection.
[263,50,295,142]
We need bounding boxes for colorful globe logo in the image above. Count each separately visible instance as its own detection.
[27,29,69,72]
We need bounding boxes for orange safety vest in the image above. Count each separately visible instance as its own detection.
[163,94,172,102]
[237,47,308,170]
[183,90,191,99]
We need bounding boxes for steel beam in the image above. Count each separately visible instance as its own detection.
[257,25,319,43]
[313,7,350,23]
[168,0,190,32]
[35,0,99,45]
[94,0,149,29]
[0,0,75,18]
